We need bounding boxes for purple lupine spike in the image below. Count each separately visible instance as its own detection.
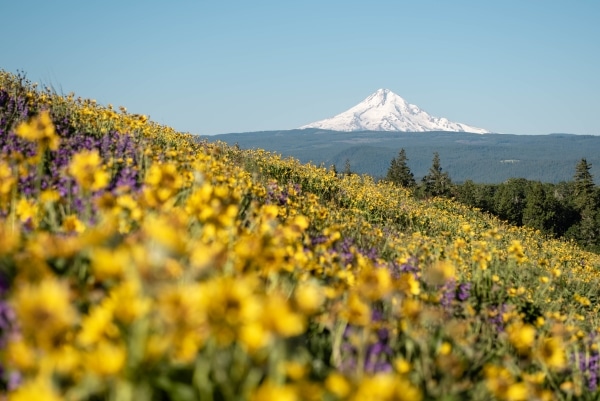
[364,338,393,373]
[0,298,20,391]
[390,257,420,278]
[366,247,378,261]
[588,352,599,391]
[579,352,588,374]
[441,279,457,309]
[310,235,328,246]
[339,238,355,265]
[457,282,471,301]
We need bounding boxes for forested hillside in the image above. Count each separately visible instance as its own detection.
[208,129,600,184]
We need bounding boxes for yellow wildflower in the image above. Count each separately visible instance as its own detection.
[110,279,151,324]
[504,382,529,401]
[397,273,420,296]
[40,189,60,203]
[85,340,127,376]
[68,149,109,191]
[12,278,77,350]
[522,371,546,385]
[6,338,37,371]
[144,162,182,202]
[294,281,325,315]
[171,330,204,364]
[0,159,15,196]
[239,321,272,352]
[46,344,80,376]
[574,294,592,306]
[472,242,492,270]
[262,293,306,337]
[90,246,128,281]
[77,298,118,347]
[358,263,393,300]
[393,357,412,374]
[484,364,529,401]
[16,197,38,225]
[15,110,60,150]
[144,334,170,363]
[506,322,536,355]
[8,375,62,401]
[400,298,422,323]
[284,361,307,380]
[536,337,566,370]
[508,240,527,264]
[344,292,371,326]
[351,373,422,401]
[251,382,298,401]
[0,219,20,254]
[62,214,85,233]
[438,341,452,356]
[326,372,351,398]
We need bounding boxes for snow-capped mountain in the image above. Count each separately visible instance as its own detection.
[300,89,490,134]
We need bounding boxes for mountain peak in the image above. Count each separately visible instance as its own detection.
[300,90,490,134]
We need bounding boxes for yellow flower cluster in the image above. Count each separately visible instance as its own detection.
[15,110,60,151]
[68,149,110,192]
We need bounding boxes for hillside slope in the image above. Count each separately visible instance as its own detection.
[2,70,600,400]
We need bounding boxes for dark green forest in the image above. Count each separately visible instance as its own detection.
[385,149,600,253]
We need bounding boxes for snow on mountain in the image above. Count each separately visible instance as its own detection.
[300,89,490,134]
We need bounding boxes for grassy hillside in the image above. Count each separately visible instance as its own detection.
[2,69,600,400]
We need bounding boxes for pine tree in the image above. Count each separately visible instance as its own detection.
[343,159,352,176]
[493,178,528,226]
[522,182,553,233]
[421,152,451,197]
[573,158,595,211]
[571,159,600,250]
[386,148,416,188]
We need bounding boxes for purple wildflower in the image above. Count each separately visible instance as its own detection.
[457,282,471,301]
[440,279,456,309]
[488,304,508,332]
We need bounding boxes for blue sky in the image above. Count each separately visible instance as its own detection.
[2,1,599,135]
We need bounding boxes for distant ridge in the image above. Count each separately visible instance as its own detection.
[300,89,490,134]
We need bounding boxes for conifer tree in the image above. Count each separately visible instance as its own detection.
[386,148,416,188]
[494,178,528,226]
[421,152,451,197]
[343,159,352,176]
[570,159,600,250]
[573,158,596,211]
[522,182,554,234]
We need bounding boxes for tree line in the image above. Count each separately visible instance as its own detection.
[384,149,600,253]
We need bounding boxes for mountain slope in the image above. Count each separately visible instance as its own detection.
[300,89,490,134]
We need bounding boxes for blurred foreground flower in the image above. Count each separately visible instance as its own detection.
[68,149,109,192]
[15,110,60,151]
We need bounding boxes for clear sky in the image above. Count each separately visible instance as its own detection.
[2,1,599,135]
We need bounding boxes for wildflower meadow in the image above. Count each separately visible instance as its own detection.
[1,69,600,400]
